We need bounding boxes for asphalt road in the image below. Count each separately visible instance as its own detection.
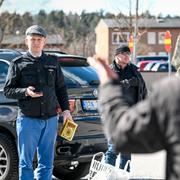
[51,150,166,180]
[129,150,166,179]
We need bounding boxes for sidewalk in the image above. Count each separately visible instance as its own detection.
[129,150,166,179]
[82,150,166,180]
[53,150,166,180]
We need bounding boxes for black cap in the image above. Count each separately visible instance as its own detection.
[25,25,47,37]
[115,45,131,55]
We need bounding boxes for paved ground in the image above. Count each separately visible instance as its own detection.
[128,150,166,179]
[51,150,166,180]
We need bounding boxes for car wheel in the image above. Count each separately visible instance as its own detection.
[53,162,90,180]
[0,133,18,180]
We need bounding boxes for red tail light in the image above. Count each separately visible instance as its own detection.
[69,99,76,113]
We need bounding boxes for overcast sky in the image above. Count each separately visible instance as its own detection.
[1,0,180,16]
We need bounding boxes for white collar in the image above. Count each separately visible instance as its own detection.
[28,51,42,58]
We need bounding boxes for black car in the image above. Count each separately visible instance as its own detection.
[0,51,107,180]
[0,59,10,86]
[0,49,22,61]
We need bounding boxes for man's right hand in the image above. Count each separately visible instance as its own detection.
[25,86,43,98]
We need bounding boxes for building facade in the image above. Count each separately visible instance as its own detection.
[95,18,180,64]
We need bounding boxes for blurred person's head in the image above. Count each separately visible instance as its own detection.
[114,45,131,69]
[25,25,47,56]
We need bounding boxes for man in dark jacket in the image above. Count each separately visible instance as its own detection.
[105,45,147,172]
[4,25,72,180]
[88,56,180,180]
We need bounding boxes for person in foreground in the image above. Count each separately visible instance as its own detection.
[105,45,147,172]
[4,25,72,180]
[87,55,180,180]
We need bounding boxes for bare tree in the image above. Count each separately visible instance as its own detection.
[133,0,139,63]
[109,0,155,58]
[0,0,4,7]
[0,0,5,44]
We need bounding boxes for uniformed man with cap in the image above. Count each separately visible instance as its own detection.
[4,25,72,180]
[104,44,147,172]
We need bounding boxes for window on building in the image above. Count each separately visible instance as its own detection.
[112,33,118,44]
[159,52,167,55]
[112,32,130,44]
[148,52,156,55]
[158,32,165,44]
[148,32,156,44]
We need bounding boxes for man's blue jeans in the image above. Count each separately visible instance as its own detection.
[16,116,58,180]
[105,142,131,172]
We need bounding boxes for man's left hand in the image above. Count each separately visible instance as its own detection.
[62,110,73,124]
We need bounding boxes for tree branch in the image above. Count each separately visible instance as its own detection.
[0,0,5,7]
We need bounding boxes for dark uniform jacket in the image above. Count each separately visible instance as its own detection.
[4,51,69,119]
[110,61,147,104]
[99,76,180,180]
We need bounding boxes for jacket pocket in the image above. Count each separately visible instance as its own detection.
[45,66,56,86]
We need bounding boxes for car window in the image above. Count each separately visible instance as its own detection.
[0,51,21,61]
[158,64,167,71]
[151,62,176,72]
[56,56,99,87]
[136,56,168,63]
[0,61,9,85]
[159,64,176,72]
[62,66,99,87]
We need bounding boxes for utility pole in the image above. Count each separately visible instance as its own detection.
[0,0,5,7]
[133,0,139,64]
[0,0,5,46]
[129,0,132,34]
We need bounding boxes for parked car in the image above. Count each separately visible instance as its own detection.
[0,59,10,85]
[136,55,168,64]
[0,51,107,180]
[0,49,22,61]
[0,49,22,89]
[151,62,176,72]
[143,61,158,71]
[137,60,154,71]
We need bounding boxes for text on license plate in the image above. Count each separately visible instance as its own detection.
[82,100,98,111]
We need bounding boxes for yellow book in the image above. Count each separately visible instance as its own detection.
[59,118,78,141]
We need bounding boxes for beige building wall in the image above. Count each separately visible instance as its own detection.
[108,28,130,64]
[95,20,109,64]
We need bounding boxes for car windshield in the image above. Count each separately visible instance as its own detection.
[57,56,100,87]
[158,64,176,72]
[136,56,168,62]
[0,51,21,61]
[62,66,99,87]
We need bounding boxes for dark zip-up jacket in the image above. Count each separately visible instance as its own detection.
[99,76,180,180]
[4,51,69,119]
[110,61,147,103]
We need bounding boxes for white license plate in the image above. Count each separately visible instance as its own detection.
[82,100,98,111]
